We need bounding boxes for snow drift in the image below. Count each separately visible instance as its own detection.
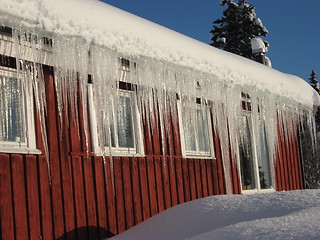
[110,190,320,240]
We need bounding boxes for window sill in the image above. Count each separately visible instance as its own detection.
[0,146,42,155]
[242,187,275,195]
[183,155,216,160]
[94,151,144,158]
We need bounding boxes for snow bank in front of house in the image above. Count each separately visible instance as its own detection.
[110,190,320,240]
[0,0,319,107]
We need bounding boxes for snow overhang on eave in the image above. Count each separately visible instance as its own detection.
[0,0,319,108]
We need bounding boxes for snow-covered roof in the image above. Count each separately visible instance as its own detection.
[0,0,319,107]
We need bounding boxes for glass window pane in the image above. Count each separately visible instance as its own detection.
[239,115,256,190]
[0,75,25,142]
[258,123,272,189]
[182,107,196,151]
[197,108,209,152]
[117,95,134,148]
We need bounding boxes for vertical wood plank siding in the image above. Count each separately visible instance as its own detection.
[0,65,303,240]
[274,116,303,191]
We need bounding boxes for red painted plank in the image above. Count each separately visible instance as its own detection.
[34,102,45,153]
[69,89,81,154]
[72,156,88,240]
[291,126,301,189]
[200,160,209,197]
[154,157,165,212]
[273,154,278,191]
[213,129,226,194]
[194,159,203,198]
[206,159,214,196]
[38,155,54,240]
[138,157,151,220]
[147,157,158,216]
[143,107,154,155]
[93,157,108,239]
[291,127,302,189]
[181,158,191,202]
[44,66,65,239]
[175,158,185,204]
[161,157,172,209]
[59,156,76,240]
[293,130,302,189]
[0,154,15,240]
[78,86,92,153]
[83,156,98,239]
[11,154,29,239]
[212,158,220,195]
[25,155,41,240]
[151,101,162,155]
[168,158,178,206]
[288,134,296,190]
[276,122,285,191]
[286,131,294,190]
[114,157,126,233]
[131,157,143,225]
[166,105,175,156]
[187,158,197,200]
[171,104,182,157]
[280,121,289,191]
[122,157,134,229]
[104,157,117,236]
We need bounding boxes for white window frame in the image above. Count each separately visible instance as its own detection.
[0,65,40,154]
[177,98,215,159]
[89,84,144,157]
[239,93,274,194]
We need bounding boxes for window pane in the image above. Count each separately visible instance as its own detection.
[196,108,210,152]
[117,95,134,148]
[258,123,272,189]
[0,75,25,142]
[182,107,197,151]
[239,115,256,190]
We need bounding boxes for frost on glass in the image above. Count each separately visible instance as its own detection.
[258,122,272,189]
[239,115,256,190]
[117,95,135,148]
[182,105,210,154]
[0,74,25,142]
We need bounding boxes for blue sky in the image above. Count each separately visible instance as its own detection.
[102,0,319,82]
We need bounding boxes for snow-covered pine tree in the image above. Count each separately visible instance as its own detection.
[210,0,269,59]
[309,70,319,94]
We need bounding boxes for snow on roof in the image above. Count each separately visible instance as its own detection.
[0,0,319,107]
[110,190,320,240]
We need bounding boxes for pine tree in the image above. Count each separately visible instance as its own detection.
[309,70,319,94]
[210,0,269,59]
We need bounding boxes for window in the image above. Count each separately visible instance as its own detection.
[178,98,214,158]
[239,92,272,192]
[89,59,143,156]
[105,89,137,152]
[0,65,39,154]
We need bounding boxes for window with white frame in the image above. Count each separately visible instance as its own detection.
[89,59,143,156]
[0,64,39,154]
[239,92,272,191]
[105,88,137,152]
[178,97,214,158]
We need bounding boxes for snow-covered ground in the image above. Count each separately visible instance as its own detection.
[110,190,320,240]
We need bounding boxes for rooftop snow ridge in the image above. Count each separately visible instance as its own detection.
[0,0,319,107]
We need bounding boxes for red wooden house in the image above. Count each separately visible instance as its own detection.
[0,1,319,239]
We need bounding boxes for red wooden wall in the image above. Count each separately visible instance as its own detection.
[0,58,304,240]
[274,116,303,191]
[0,64,227,240]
